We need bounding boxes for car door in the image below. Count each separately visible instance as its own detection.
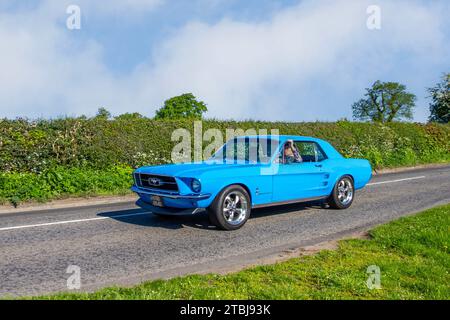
[272,141,329,202]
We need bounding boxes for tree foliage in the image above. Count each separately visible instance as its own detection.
[154,93,207,120]
[428,73,450,123]
[114,112,145,120]
[95,107,111,119]
[352,81,416,123]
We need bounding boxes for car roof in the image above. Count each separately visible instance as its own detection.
[234,135,321,142]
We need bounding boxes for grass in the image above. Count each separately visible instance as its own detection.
[0,165,133,206]
[35,204,450,300]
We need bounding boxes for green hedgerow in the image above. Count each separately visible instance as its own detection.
[0,165,133,205]
[0,118,449,204]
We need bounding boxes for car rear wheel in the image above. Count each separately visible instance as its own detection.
[208,185,251,230]
[328,175,354,209]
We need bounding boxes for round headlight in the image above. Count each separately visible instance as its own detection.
[191,179,201,193]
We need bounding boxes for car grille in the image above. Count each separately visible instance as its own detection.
[134,173,179,192]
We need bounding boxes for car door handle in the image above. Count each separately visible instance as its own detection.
[315,164,322,168]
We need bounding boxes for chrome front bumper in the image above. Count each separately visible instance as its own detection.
[131,185,211,200]
[135,199,206,215]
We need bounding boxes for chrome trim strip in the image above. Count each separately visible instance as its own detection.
[131,186,211,200]
[136,172,179,178]
[252,195,327,209]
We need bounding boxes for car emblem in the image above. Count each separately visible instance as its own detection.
[149,177,162,186]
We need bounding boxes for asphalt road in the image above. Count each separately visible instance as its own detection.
[1,166,449,297]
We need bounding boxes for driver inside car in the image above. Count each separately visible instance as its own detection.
[283,140,303,164]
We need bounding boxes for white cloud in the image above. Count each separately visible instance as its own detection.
[0,0,162,118]
[0,0,448,121]
[87,0,163,12]
[130,0,449,121]
[40,0,164,17]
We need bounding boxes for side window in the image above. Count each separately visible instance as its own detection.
[315,144,326,162]
[294,142,327,162]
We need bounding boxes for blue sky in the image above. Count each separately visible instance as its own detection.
[0,0,449,122]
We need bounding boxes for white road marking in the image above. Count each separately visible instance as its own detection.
[0,212,148,232]
[0,175,428,232]
[367,175,426,186]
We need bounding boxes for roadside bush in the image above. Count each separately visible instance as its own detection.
[2,118,450,172]
[0,165,133,206]
[1,118,449,204]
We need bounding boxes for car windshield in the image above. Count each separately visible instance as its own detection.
[209,138,279,164]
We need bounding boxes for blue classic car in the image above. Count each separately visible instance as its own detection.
[132,136,372,230]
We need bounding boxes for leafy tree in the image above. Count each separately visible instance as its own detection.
[428,73,449,123]
[115,112,145,120]
[352,81,416,122]
[154,93,207,120]
[95,107,111,119]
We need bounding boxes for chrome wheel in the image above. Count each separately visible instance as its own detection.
[222,191,248,225]
[337,177,353,205]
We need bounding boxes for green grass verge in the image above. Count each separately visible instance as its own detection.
[35,204,450,300]
[0,165,133,206]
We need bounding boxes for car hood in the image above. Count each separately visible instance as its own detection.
[135,162,265,177]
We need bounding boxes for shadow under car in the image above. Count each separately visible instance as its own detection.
[96,199,327,231]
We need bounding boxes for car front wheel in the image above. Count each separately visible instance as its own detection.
[208,185,251,230]
[328,175,354,209]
